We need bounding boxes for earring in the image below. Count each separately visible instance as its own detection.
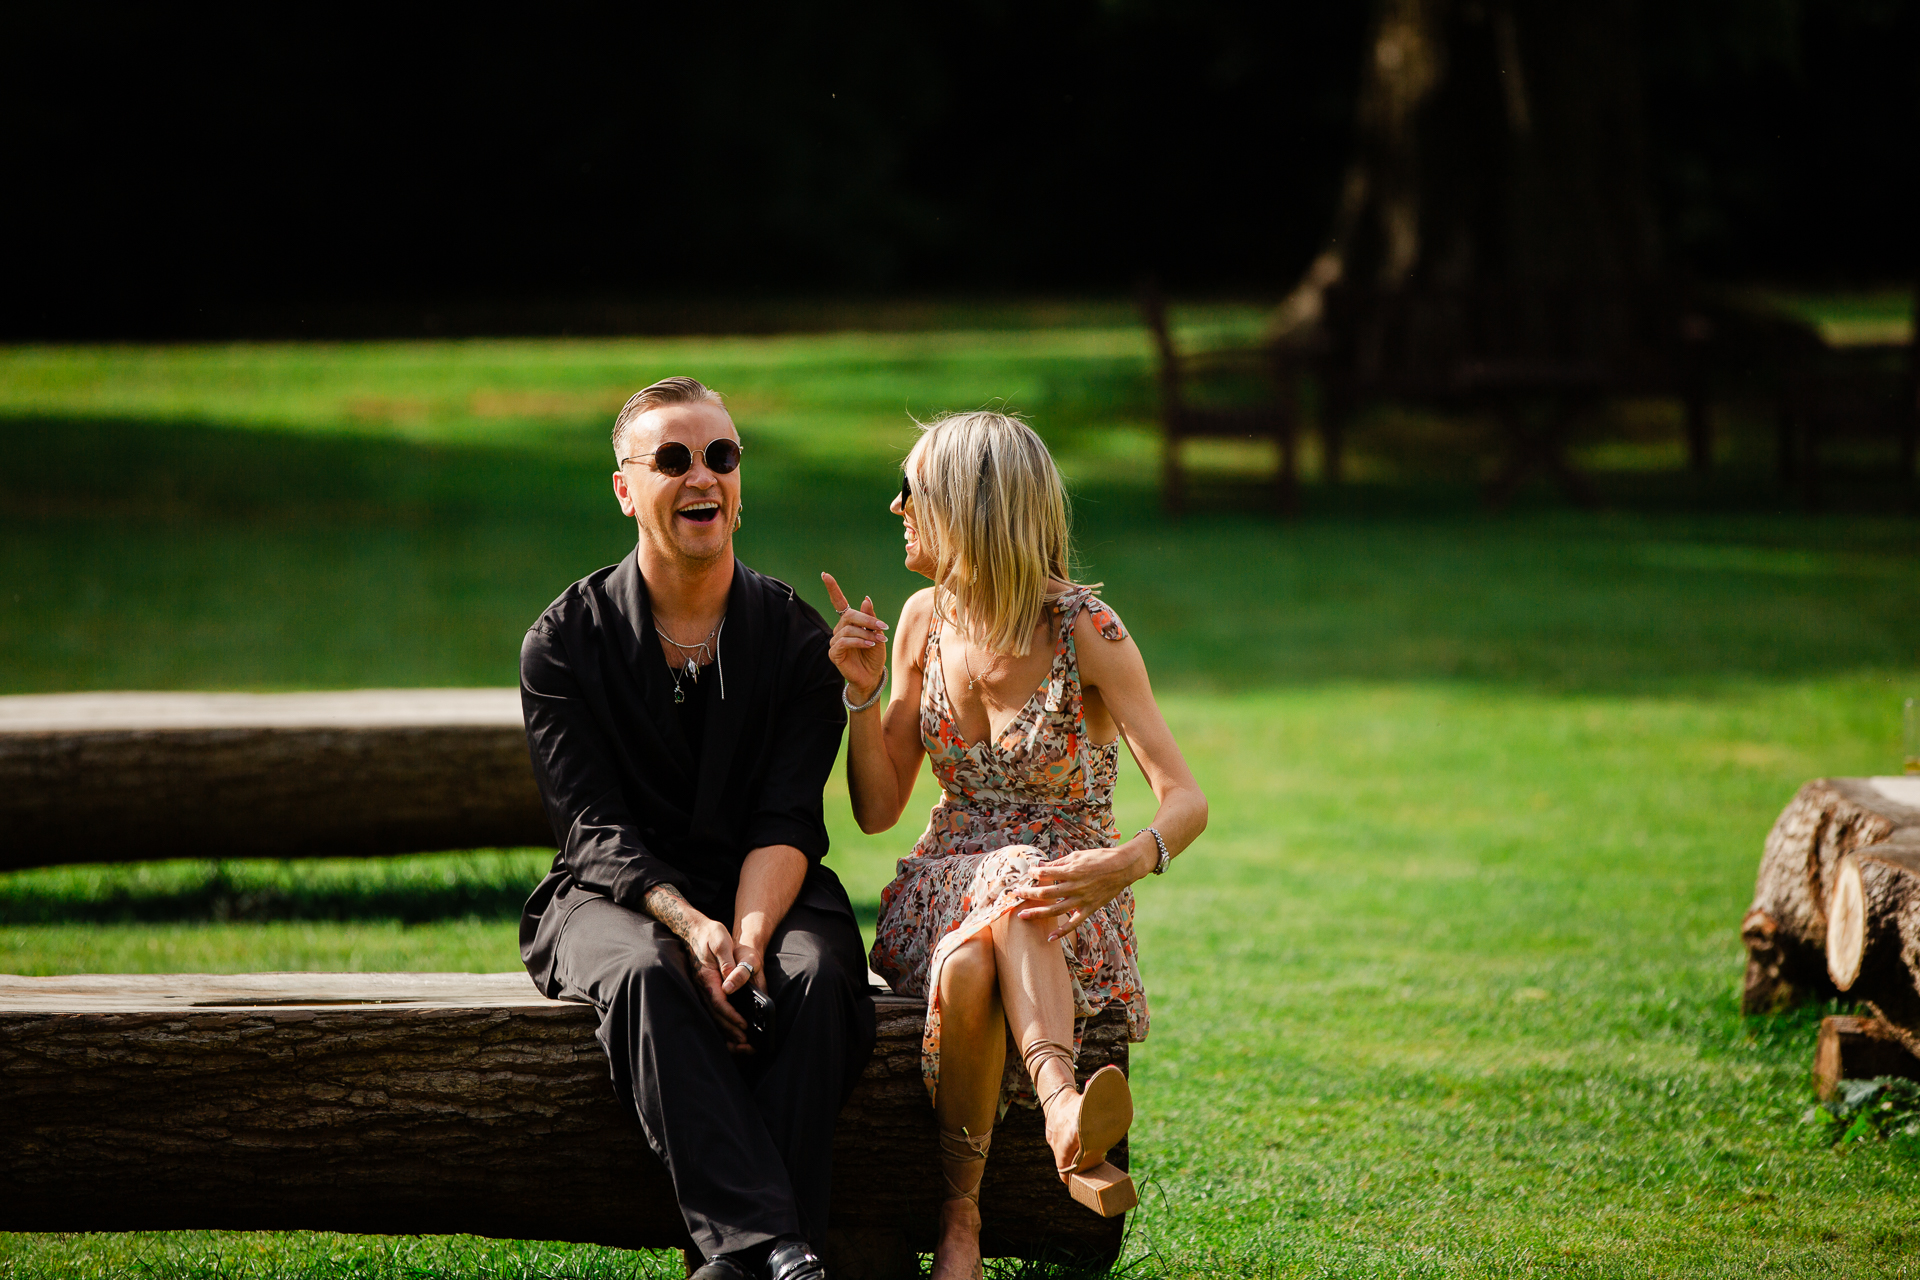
[733,504,743,531]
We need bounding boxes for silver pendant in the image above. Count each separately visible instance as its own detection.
[686,657,700,683]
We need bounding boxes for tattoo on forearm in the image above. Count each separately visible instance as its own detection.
[643,885,700,947]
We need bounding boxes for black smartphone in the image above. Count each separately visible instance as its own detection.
[727,983,776,1055]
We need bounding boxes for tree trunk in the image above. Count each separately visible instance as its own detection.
[0,974,1127,1276]
[1825,836,1920,1041]
[1268,0,1660,338]
[1741,777,1920,1014]
[1814,1014,1920,1100]
[0,691,553,872]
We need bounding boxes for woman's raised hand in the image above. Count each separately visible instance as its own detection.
[821,571,888,702]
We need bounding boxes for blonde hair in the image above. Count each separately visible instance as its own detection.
[908,410,1081,657]
[612,376,727,457]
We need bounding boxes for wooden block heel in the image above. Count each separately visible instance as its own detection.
[1067,1161,1138,1217]
[1074,1064,1133,1165]
[1024,1039,1139,1217]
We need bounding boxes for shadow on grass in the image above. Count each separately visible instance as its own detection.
[0,414,611,522]
[0,854,889,931]
[0,854,546,926]
[4,411,1919,698]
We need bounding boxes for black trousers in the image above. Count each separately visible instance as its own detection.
[553,894,876,1260]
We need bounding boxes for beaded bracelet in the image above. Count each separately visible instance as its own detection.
[842,681,885,712]
[1138,825,1172,875]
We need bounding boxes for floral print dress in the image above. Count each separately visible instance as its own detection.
[869,586,1149,1110]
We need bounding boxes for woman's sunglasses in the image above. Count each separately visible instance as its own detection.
[899,473,913,506]
[622,438,743,477]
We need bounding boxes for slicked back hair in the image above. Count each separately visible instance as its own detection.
[907,409,1082,657]
[612,376,728,457]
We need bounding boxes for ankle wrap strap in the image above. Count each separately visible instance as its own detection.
[1021,1037,1079,1109]
[938,1126,993,1204]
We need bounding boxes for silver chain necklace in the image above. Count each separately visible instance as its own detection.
[654,615,724,704]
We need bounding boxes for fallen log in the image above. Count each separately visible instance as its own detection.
[1814,1014,1920,1100]
[0,974,1127,1278]
[1825,833,1920,1040]
[1741,776,1920,1013]
[0,691,554,872]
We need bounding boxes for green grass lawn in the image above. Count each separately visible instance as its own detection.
[2,323,1920,1278]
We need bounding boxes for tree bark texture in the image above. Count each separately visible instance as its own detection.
[1813,1014,1920,1100]
[0,691,553,872]
[0,974,1127,1276]
[1740,777,1920,1014]
[1269,0,1660,337]
[1825,838,1920,1042]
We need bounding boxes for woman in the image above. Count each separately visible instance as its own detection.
[821,410,1206,1280]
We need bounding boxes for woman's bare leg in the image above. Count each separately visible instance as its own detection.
[932,935,1005,1280]
[988,910,1081,1168]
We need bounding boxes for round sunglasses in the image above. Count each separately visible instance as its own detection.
[621,438,743,477]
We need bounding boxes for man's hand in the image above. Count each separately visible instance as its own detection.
[644,885,756,1054]
[731,843,808,999]
[725,941,769,996]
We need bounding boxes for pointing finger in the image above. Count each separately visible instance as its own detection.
[820,571,851,614]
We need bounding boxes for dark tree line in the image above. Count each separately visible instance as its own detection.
[2,0,1912,339]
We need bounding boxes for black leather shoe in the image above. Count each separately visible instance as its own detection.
[688,1256,757,1280]
[767,1237,827,1280]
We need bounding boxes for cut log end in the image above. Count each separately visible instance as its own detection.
[1815,1014,1920,1099]
[1827,857,1867,991]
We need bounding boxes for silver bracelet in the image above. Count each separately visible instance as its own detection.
[842,680,885,712]
[1138,826,1172,875]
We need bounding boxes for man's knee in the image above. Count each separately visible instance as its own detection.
[557,902,689,1011]
[609,935,685,996]
[769,927,858,1002]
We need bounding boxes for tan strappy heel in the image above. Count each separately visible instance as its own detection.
[1021,1038,1138,1217]
[938,1125,993,1206]
[936,1126,991,1280]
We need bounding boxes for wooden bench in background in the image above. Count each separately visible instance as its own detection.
[1140,286,1303,517]
[0,690,553,871]
[1319,282,1713,510]
[1775,298,1917,509]
[0,974,1130,1279]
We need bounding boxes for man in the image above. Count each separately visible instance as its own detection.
[519,376,874,1280]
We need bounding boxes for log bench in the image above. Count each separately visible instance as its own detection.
[0,973,1129,1280]
[0,690,553,872]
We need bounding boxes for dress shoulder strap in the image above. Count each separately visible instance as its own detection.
[923,600,943,662]
[1053,586,1129,644]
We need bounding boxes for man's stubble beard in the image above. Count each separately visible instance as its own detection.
[639,514,732,573]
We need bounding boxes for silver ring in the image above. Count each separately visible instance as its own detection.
[733,961,755,977]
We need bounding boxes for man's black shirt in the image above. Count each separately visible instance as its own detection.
[517,550,852,997]
[669,648,714,760]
